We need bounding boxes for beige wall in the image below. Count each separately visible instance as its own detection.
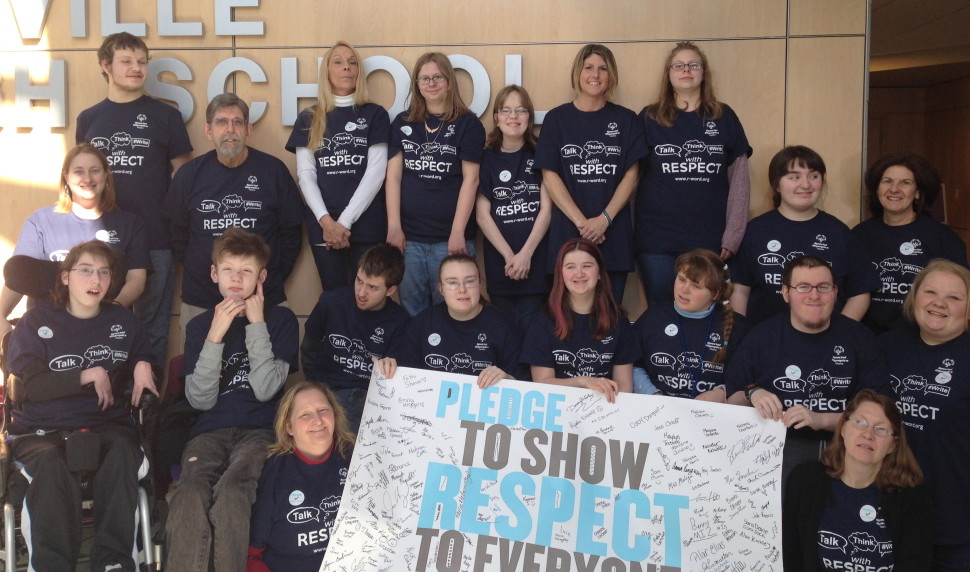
[0,0,870,351]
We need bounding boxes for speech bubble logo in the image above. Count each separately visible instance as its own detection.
[879,257,902,274]
[848,531,876,554]
[90,137,111,151]
[451,353,473,368]
[49,355,84,371]
[84,345,113,363]
[583,141,605,155]
[221,194,244,210]
[773,376,805,393]
[197,200,221,214]
[817,531,847,554]
[757,253,787,268]
[561,144,584,159]
[110,132,132,147]
[553,350,578,369]
[901,375,927,393]
[682,139,706,154]
[329,334,352,352]
[332,132,353,146]
[425,354,450,369]
[805,368,831,391]
[287,506,321,524]
[678,351,701,369]
[654,144,682,157]
[650,352,677,370]
[576,347,599,363]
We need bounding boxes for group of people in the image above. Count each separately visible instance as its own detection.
[0,31,967,572]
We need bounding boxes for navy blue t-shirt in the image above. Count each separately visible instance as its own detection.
[534,102,647,272]
[634,303,749,398]
[392,304,526,380]
[285,104,390,244]
[14,207,149,272]
[389,111,484,243]
[730,209,880,325]
[636,105,750,255]
[182,305,299,437]
[163,148,304,307]
[302,287,410,390]
[853,215,968,334]
[725,313,888,442]
[521,312,639,378]
[879,325,970,545]
[76,95,193,250]
[7,303,151,432]
[250,449,350,572]
[478,147,549,296]
[817,480,894,571]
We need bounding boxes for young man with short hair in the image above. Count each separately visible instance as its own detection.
[76,32,193,366]
[302,243,409,431]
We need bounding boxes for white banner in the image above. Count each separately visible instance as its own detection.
[322,367,786,572]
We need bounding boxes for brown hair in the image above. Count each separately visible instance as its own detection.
[268,381,355,460]
[647,41,723,127]
[782,254,836,287]
[548,238,624,340]
[210,229,270,270]
[52,240,123,309]
[821,389,923,491]
[570,44,619,101]
[56,144,119,214]
[206,93,250,124]
[358,243,405,288]
[306,42,371,152]
[674,249,736,363]
[485,85,537,153]
[97,32,149,82]
[768,145,827,209]
[864,154,941,218]
[404,52,469,123]
[902,259,970,327]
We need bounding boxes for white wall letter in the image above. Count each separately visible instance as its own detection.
[147,58,195,122]
[208,57,267,122]
[363,56,411,119]
[214,0,264,36]
[12,60,66,127]
[100,0,146,36]
[158,0,203,36]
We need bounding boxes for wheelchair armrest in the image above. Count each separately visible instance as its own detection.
[0,436,10,497]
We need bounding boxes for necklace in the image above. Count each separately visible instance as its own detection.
[424,121,441,134]
[424,116,445,147]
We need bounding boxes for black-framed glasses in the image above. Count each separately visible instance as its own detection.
[787,282,835,294]
[670,62,703,72]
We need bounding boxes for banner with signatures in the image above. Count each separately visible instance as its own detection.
[321,367,786,572]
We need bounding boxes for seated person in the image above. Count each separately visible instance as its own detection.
[725,255,888,488]
[378,254,525,387]
[521,238,638,403]
[302,243,409,432]
[247,381,354,572]
[164,229,299,572]
[5,240,157,571]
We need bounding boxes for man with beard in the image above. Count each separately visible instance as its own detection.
[164,93,303,340]
[724,255,888,488]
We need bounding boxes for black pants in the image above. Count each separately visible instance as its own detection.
[11,423,143,572]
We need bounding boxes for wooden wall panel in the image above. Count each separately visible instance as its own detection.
[784,36,867,225]
[789,0,868,36]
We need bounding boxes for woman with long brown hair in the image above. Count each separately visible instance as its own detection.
[636,41,751,305]
[385,52,485,316]
[783,389,931,571]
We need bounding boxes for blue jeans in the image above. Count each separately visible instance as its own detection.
[133,249,175,368]
[400,240,474,316]
[637,252,677,307]
[165,427,273,572]
[310,241,375,292]
[333,387,368,434]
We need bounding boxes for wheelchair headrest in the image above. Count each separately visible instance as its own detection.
[4,255,59,300]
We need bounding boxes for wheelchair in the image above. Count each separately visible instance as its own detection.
[0,256,161,571]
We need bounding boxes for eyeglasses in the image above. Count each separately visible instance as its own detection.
[210,117,247,128]
[71,266,112,279]
[787,282,835,294]
[846,416,893,438]
[670,62,703,72]
[417,74,446,85]
[498,107,529,117]
[441,278,480,291]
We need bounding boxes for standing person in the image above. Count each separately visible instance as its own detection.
[5,241,158,572]
[285,41,390,291]
[301,243,409,432]
[0,144,149,335]
[164,93,304,335]
[729,145,879,325]
[385,52,485,316]
[476,84,551,331]
[165,229,299,572]
[726,255,888,487]
[633,248,748,400]
[783,390,932,572]
[248,382,354,572]
[879,260,970,569]
[853,154,967,334]
[521,238,638,403]
[76,31,193,367]
[636,41,751,305]
[385,254,526,386]
[534,44,647,304]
